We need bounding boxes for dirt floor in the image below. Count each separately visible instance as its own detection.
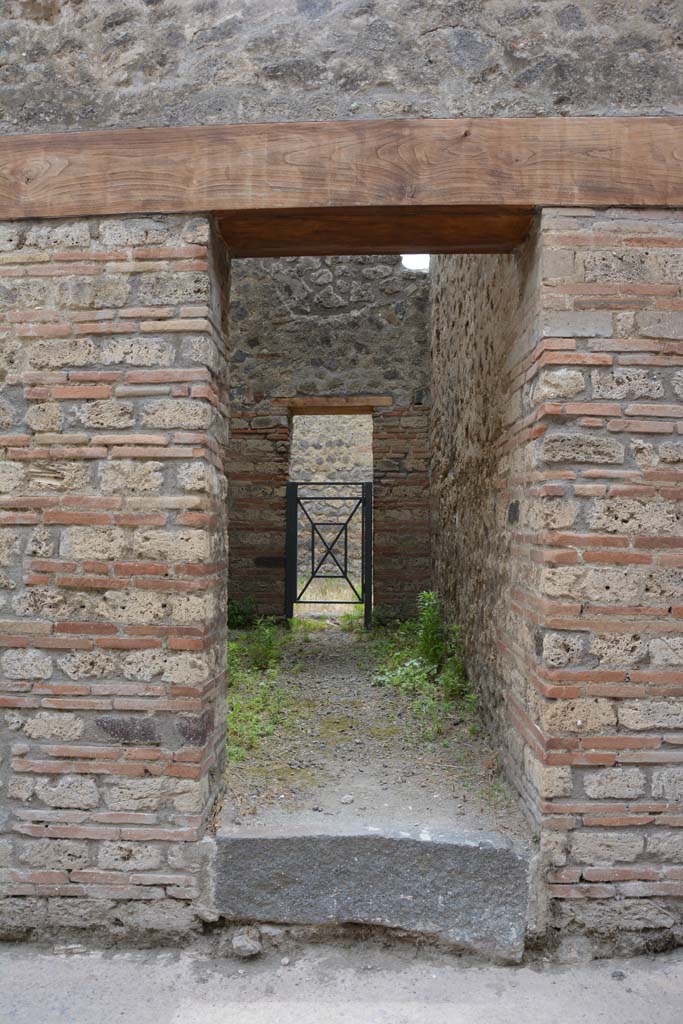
[222,622,531,842]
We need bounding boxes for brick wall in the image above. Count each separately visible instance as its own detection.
[534,208,683,955]
[0,215,229,940]
[431,210,683,955]
[373,403,432,616]
[431,225,543,813]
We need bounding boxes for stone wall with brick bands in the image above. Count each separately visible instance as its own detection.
[373,403,432,616]
[431,209,683,955]
[0,215,230,939]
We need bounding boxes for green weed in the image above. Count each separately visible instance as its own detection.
[244,617,281,671]
[372,592,476,741]
[339,605,364,632]
[227,595,257,630]
[288,617,327,638]
[226,633,287,762]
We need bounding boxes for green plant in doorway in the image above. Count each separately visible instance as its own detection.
[227,595,257,629]
[371,591,476,741]
[226,626,288,762]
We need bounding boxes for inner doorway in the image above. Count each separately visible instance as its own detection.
[285,412,373,625]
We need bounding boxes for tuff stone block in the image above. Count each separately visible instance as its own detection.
[583,769,646,800]
[570,832,644,865]
[541,433,625,464]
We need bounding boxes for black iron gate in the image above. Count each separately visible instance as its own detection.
[285,481,372,627]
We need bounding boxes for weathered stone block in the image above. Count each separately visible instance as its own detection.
[24,403,63,432]
[525,497,578,530]
[649,637,683,666]
[645,831,683,861]
[74,399,135,428]
[541,631,584,668]
[637,312,683,339]
[142,398,213,430]
[25,220,91,249]
[22,712,84,741]
[102,337,174,366]
[533,368,585,401]
[104,778,167,811]
[591,368,664,400]
[99,460,164,494]
[19,839,90,870]
[589,634,646,666]
[542,433,624,464]
[1,648,52,680]
[524,748,572,798]
[0,462,25,493]
[570,831,644,864]
[216,826,531,963]
[542,311,613,338]
[618,700,683,730]
[60,527,127,560]
[583,768,645,799]
[98,842,163,872]
[133,529,210,561]
[99,217,172,247]
[541,697,617,734]
[588,499,679,535]
[659,442,683,464]
[95,716,159,744]
[57,650,118,681]
[651,768,683,801]
[34,776,100,810]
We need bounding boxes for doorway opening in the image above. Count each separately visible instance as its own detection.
[287,413,373,625]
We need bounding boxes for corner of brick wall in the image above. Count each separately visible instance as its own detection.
[0,214,230,940]
[431,209,683,956]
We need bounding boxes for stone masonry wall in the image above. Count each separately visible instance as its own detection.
[431,210,683,955]
[289,414,373,483]
[228,255,430,617]
[3,1,680,133]
[430,224,543,811]
[0,214,230,940]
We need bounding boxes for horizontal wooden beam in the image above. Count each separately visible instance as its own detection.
[0,118,681,229]
[218,205,534,257]
[273,396,393,415]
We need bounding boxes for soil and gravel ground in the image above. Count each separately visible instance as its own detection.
[222,622,530,842]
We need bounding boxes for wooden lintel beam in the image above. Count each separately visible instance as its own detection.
[273,396,394,414]
[0,118,681,224]
[218,205,535,257]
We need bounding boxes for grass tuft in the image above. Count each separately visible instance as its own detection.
[372,591,477,741]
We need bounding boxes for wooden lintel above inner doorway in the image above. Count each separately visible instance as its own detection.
[1,120,682,259]
[273,396,393,416]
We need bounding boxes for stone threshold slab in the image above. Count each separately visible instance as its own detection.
[214,825,531,963]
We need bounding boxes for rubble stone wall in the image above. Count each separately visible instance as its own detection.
[431,209,683,955]
[3,1,680,133]
[228,256,431,617]
[289,415,373,484]
[0,214,230,940]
